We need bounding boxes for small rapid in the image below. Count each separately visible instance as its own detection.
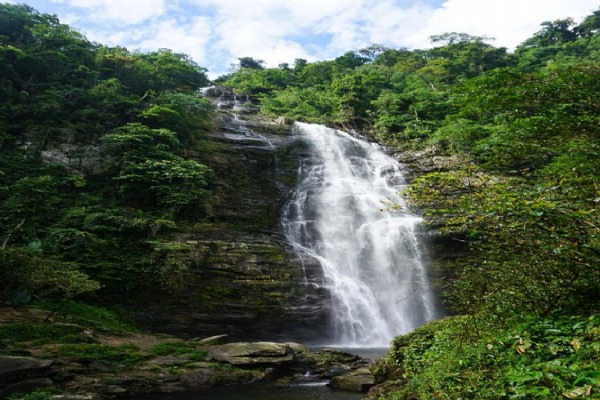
[282,122,438,347]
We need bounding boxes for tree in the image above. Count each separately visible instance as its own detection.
[237,56,265,69]
[519,19,578,49]
[101,123,212,211]
[334,51,368,70]
[138,92,214,144]
[293,58,308,73]
[574,9,600,38]
[0,247,100,305]
[358,44,390,62]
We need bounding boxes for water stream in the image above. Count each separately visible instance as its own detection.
[282,122,437,347]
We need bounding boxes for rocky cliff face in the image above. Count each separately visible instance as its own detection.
[129,105,332,342]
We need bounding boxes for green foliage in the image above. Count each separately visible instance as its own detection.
[148,341,208,360]
[0,247,101,304]
[431,118,490,152]
[102,123,212,211]
[236,57,265,69]
[8,391,54,400]
[54,343,147,367]
[373,314,600,400]
[0,323,94,349]
[450,62,599,170]
[0,3,215,310]
[407,166,599,318]
[138,92,214,144]
[260,87,344,124]
[149,341,197,356]
[36,300,136,335]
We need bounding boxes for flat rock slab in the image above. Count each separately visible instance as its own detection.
[208,342,294,366]
[328,367,375,392]
[0,356,54,384]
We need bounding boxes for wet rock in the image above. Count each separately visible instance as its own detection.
[312,348,361,365]
[273,116,293,126]
[180,368,262,388]
[150,356,192,366]
[284,342,310,354]
[208,342,295,366]
[198,85,227,98]
[328,367,375,392]
[41,144,102,174]
[0,356,54,388]
[51,395,95,400]
[102,385,127,395]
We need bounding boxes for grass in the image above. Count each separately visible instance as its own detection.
[53,343,147,368]
[148,341,209,361]
[148,341,201,356]
[0,323,96,350]
[34,300,136,335]
[1,301,210,372]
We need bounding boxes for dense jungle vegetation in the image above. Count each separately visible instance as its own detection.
[1,3,599,399]
[0,3,216,306]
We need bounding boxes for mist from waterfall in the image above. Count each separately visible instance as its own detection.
[282,122,438,347]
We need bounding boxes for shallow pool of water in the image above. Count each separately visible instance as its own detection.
[133,382,366,400]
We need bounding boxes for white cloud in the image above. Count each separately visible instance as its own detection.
[20,0,600,77]
[412,0,599,49]
[137,16,213,65]
[64,0,167,25]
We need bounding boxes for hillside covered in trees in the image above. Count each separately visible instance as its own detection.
[1,3,599,399]
[1,3,216,303]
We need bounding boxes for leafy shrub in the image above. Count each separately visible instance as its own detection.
[373,314,600,400]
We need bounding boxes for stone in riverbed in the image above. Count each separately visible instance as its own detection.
[208,342,294,366]
[273,116,293,126]
[0,356,56,397]
[328,367,375,392]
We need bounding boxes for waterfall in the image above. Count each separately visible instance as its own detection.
[282,122,437,347]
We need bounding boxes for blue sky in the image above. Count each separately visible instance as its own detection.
[8,0,599,78]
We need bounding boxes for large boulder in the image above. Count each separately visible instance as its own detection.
[328,367,375,392]
[208,342,295,366]
[0,356,55,398]
[273,116,293,126]
[0,356,54,385]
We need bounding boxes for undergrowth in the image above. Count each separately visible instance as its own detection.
[34,300,136,335]
[8,390,55,400]
[53,343,147,368]
[371,313,600,400]
[0,323,95,351]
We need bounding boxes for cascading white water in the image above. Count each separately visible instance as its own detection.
[282,122,437,347]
